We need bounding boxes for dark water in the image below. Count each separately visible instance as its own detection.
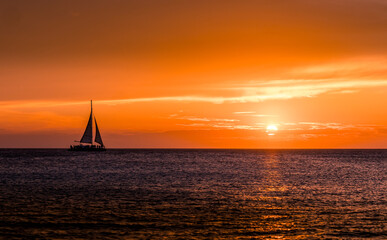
[0,149,386,239]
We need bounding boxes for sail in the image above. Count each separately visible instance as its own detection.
[80,102,93,144]
[80,112,93,143]
[94,117,104,146]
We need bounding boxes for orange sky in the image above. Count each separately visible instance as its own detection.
[0,0,387,148]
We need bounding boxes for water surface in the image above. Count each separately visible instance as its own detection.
[0,149,386,239]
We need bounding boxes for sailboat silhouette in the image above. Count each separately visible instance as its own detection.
[69,100,106,151]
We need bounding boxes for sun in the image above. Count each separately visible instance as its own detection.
[266,125,278,135]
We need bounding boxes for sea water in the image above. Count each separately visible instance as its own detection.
[0,149,386,239]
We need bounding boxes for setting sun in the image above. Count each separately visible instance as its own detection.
[266,125,278,136]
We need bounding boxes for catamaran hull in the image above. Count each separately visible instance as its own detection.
[68,148,106,152]
[69,145,106,151]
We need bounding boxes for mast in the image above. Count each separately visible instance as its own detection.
[91,100,93,144]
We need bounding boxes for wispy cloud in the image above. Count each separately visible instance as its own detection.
[280,122,384,133]
[233,111,277,118]
[293,122,355,130]
[0,100,85,109]
[106,79,386,104]
[291,57,387,78]
[229,79,387,100]
[233,111,256,114]
[180,122,264,131]
[0,79,386,110]
[175,120,383,134]
[170,115,239,123]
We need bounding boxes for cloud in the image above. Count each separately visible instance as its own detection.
[233,111,256,114]
[177,120,384,134]
[280,122,384,133]
[0,78,386,110]
[99,79,387,104]
[170,115,239,123]
[291,57,387,78]
[231,79,387,96]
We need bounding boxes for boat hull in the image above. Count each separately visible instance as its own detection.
[69,145,106,151]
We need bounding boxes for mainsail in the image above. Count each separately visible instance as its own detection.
[94,117,104,146]
[80,111,93,144]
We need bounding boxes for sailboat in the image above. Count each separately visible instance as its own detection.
[69,100,106,151]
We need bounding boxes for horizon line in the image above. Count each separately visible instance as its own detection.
[0,147,386,150]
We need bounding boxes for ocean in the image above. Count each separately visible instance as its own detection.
[0,149,386,239]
